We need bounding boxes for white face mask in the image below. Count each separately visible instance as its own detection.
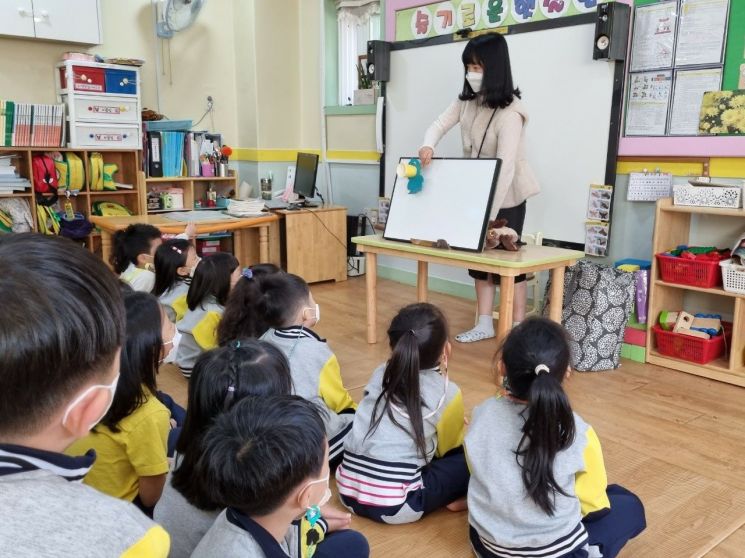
[189,257,202,278]
[161,330,182,364]
[391,367,449,420]
[304,304,320,326]
[466,71,483,93]
[62,373,120,430]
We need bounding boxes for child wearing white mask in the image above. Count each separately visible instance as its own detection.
[153,238,201,322]
[419,33,540,343]
[336,303,469,524]
[191,396,369,558]
[259,273,356,469]
[67,291,183,517]
[0,234,169,557]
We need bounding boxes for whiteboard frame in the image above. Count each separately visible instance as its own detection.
[383,157,500,252]
[379,13,627,251]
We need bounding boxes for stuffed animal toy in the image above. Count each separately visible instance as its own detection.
[396,158,424,194]
[484,218,519,251]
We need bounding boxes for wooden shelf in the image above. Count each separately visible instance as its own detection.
[654,280,745,299]
[145,176,236,183]
[647,351,745,387]
[0,192,32,198]
[658,198,745,217]
[89,190,139,196]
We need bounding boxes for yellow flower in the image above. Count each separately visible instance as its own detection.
[706,107,719,117]
[710,126,724,133]
[720,91,734,98]
[719,104,728,110]
[731,96,745,108]
[721,109,742,126]
[701,122,711,130]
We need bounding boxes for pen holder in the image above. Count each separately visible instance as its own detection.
[201,162,215,177]
[260,178,272,201]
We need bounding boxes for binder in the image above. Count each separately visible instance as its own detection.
[148,131,163,177]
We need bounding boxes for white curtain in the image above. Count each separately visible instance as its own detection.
[337,0,380,105]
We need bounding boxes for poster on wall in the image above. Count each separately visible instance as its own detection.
[625,71,673,136]
[669,67,723,135]
[675,0,729,67]
[394,0,599,41]
[629,2,677,72]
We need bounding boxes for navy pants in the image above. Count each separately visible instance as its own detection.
[315,530,370,558]
[470,485,645,558]
[156,391,186,457]
[340,448,469,523]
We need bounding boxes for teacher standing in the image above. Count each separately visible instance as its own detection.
[418,33,539,344]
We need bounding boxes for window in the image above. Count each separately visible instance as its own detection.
[337,0,381,106]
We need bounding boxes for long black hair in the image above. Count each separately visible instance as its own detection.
[459,33,521,109]
[97,291,162,432]
[187,252,239,310]
[152,238,192,296]
[254,272,310,329]
[217,263,282,345]
[111,224,162,274]
[500,317,575,516]
[367,303,448,459]
[172,340,293,510]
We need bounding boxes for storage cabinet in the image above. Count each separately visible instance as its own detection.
[0,0,101,44]
[646,198,745,387]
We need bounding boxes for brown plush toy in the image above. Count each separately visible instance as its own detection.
[484,218,519,251]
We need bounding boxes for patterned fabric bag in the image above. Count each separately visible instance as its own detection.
[543,260,635,372]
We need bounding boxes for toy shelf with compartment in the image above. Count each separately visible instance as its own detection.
[0,147,144,255]
[646,198,745,387]
[144,174,237,214]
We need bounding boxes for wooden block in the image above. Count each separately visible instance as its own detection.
[678,328,711,340]
[673,311,695,332]
[692,317,721,331]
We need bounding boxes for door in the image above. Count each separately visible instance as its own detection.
[32,0,101,44]
[0,0,36,38]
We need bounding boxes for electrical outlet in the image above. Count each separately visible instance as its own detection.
[363,208,378,225]
[206,95,214,110]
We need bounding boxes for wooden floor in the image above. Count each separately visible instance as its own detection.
[159,277,745,558]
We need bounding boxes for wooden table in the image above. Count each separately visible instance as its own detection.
[353,235,584,344]
[91,213,280,267]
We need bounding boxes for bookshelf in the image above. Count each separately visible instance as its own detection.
[0,146,143,255]
[646,199,745,387]
[144,173,238,214]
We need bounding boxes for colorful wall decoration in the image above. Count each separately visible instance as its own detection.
[394,0,598,41]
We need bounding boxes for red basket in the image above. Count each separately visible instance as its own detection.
[656,253,722,288]
[652,324,730,364]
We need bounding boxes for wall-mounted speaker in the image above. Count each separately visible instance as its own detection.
[367,40,391,82]
[593,2,631,61]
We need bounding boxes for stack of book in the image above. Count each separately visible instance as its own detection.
[1,100,65,147]
[0,155,32,193]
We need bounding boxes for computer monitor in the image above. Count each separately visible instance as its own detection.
[293,152,319,201]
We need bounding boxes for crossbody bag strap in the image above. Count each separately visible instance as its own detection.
[476,108,498,159]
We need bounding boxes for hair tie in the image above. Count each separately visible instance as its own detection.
[242,267,254,280]
[534,364,550,376]
[408,329,417,336]
[232,340,241,349]
[226,385,236,393]
[171,246,183,255]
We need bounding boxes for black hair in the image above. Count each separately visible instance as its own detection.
[367,303,448,459]
[218,264,283,346]
[255,273,310,329]
[153,238,192,297]
[111,223,162,274]
[98,291,162,432]
[172,340,293,510]
[500,317,575,516]
[0,234,124,436]
[459,33,521,109]
[195,395,326,516]
[187,252,239,310]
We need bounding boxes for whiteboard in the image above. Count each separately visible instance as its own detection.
[383,157,499,252]
[385,22,617,246]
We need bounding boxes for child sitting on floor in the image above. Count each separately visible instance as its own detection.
[258,273,356,468]
[153,238,200,322]
[0,234,169,556]
[466,317,646,558]
[67,291,179,517]
[155,340,355,558]
[336,303,469,524]
[175,252,240,378]
[217,263,282,345]
[113,222,195,292]
[191,396,369,558]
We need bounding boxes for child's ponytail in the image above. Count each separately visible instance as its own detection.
[500,317,575,516]
[367,303,448,460]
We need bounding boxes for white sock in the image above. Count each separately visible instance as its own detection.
[474,314,494,334]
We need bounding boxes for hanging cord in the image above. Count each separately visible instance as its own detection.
[476,108,498,159]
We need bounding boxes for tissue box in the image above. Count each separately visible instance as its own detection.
[673,183,742,208]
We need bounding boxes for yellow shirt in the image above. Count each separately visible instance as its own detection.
[67,390,170,502]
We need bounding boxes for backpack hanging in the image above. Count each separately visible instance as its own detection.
[32,154,59,207]
[89,152,104,191]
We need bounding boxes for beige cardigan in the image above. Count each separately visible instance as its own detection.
[422,98,540,220]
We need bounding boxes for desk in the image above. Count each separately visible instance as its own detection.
[91,213,280,267]
[353,235,584,344]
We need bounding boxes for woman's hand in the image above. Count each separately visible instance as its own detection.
[184,222,197,239]
[320,504,352,532]
[418,146,434,167]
